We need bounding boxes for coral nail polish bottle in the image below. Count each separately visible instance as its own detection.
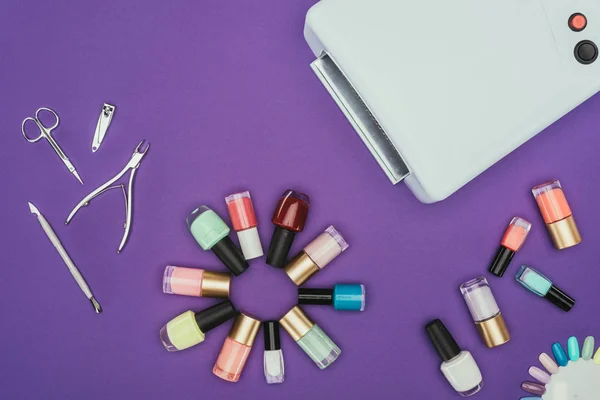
[532,179,581,249]
[162,265,231,298]
[159,300,237,352]
[284,225,349,286]
[266,190,310,268]
[213,313,261,383]
[515,265,575,311]
[460,277,510,348]
[280,305,341,369]
[187,206,248,276]
[489,217,531,277]
[263,321,285,384]
[425,319,483,397]
[225,191,263,260]
[298,284,366,311]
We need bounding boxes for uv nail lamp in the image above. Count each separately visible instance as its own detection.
[305,0,600,203]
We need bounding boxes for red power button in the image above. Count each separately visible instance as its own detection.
[569,13,587,32]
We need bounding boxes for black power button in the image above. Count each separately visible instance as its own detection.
[575,40,598,64]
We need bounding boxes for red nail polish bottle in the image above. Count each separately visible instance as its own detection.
[266,190,310,268]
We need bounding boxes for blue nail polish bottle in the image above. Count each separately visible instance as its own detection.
[515,265,575,312]
[552,342,569,367]
[298,284,366,311]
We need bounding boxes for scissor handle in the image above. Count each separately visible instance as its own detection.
[21,107,60,143]
[21,117,44,143]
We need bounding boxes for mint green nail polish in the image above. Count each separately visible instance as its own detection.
[187,206,229,249]
[567,336,580,361]
[186,206,248,276]
[582,336,594,360]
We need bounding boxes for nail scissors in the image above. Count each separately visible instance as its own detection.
[21,107,83,184]
[65,140,150,253]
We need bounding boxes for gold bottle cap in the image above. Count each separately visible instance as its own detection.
[547,215,582,250]
[201,271,231,298]
[476,313,510,348]
[228,313,261,346]
[279,305,314,341]
[284,252,320,286]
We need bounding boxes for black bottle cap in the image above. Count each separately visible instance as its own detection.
[298,288,334,305]
[195,300,238,333]
[263,321,281,351]
[545,286,575,312]
[266,227,296,268]
[488,246,515,277]
[211,236,248,276]
[425,319,461,362]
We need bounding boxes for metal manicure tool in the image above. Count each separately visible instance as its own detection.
[21,107,84,184]
[28,202,102,313]
[65,140,150,253]
[92,103,115,152]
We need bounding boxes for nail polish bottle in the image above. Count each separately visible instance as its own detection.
[162,265,231,298]
[284,225,349,286]
[460,277,510,348]
[489,217,531,277]
[187,206,248,276]
[160,300,237,352]
[213,313,261,382]
[279,305,341,369]
[298,284,366,311]
[266,190,310,268]
[425,319,483,397]
[225,191,263,260]
[515,265,575,311]
[263,321,285,384]
[532,179,581,249]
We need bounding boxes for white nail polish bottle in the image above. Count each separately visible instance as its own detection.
[263,321,285,384]
[426,319,483,397]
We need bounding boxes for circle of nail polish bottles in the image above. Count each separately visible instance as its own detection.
[160,188,362,385]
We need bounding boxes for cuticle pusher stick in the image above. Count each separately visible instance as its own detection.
[28,202,102,313]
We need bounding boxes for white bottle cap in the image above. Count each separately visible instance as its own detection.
[237,227,263,260]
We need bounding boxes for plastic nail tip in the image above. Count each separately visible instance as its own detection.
[528,366,550,384]
[552,342,568,367]
[539,352,559,374]
[567,336,580,361]
[594,347,600,364]
[521,381,546,396]
[520,397,542,400]
[582,336,595,360]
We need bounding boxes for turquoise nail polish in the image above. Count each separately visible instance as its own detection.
[552,342,568,366]
[520,397,542,400]
[582,336,595,360]
[298,284,366,311]
[333,284,365,311]
[515,266,552,296]
[515,265,575,312]
[567,336,580,361]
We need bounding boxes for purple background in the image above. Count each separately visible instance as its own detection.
[2,1,599,398]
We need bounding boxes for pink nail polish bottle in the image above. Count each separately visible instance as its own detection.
[213,313,261,383]
[162,265,231,298]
